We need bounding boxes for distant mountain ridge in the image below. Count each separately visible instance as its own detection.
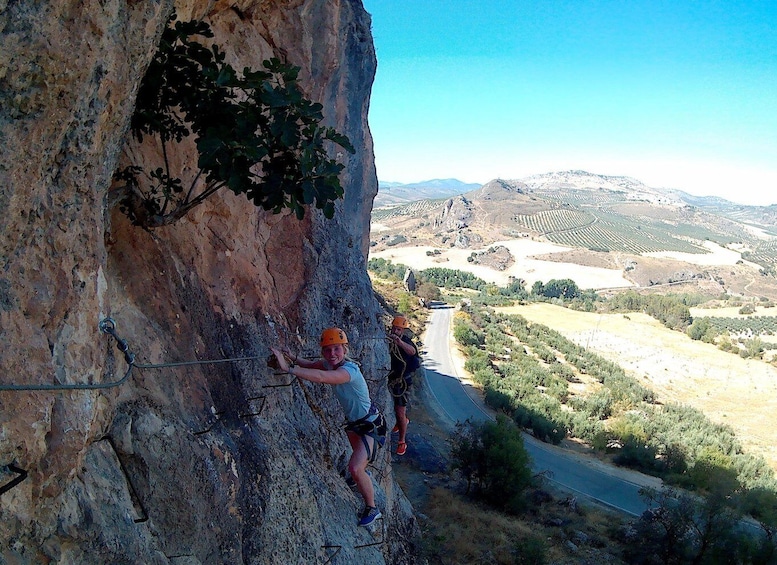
[375,178,481,207]
[520,170,684,206]
[376,170,773,214]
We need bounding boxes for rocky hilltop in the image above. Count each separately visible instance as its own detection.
[0,1,417,563]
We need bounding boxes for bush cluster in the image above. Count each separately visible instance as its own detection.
[450,416,533,515]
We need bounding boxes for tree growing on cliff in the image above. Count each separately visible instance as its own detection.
[115,13,354,228]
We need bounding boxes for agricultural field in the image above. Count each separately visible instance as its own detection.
[689,304,777,351]
[370,198,446,221]
[512,208,712,254]
[494,302,777,472]
[531,186,627,206]
[369,239,634,290]
[748,238,777,267]
[369,173,777,299]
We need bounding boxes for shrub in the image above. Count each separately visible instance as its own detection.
[740,304,756,315]
[687,317,718,342]
[581,388,613,420]
[453,320,484,346]
[450,416,533,514]
[513,536,548,565]
[464,349,492,374]
[626,487,747,564]
[367,258,408,281]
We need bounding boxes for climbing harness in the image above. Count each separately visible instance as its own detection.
[344,404,387,463]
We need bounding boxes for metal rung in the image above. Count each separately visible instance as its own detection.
[0,464,27,496]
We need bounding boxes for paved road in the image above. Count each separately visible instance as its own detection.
[422,303,659,516]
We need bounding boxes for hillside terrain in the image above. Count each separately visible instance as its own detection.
[370,171,777,300]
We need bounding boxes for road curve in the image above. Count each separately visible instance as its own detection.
[421,303,660,516]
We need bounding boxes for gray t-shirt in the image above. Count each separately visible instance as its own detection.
[331,360,371,423]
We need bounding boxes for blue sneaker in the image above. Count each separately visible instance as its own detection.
[358,506,382,527]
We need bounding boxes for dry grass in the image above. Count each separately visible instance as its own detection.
[410,485,628,565]
[401,477,637,565]
[421,488,540,564]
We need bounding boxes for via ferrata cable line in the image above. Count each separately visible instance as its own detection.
[0,318,268,392]
[0,319,392,393]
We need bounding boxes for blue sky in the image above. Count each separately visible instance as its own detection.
[362,1,777,205]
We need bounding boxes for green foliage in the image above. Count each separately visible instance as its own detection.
[741,487,777,530]
[501,278,529,299]
[687,316,718,342]
[484,326,514,356]
[512,402,567,444]
[740,303,757,315]
[116,12,353,227]
[463,347,492,374]
[453,318,484,346]
[625,487,749,565]
[421,267,488,290]
[370,262,526,306]
[701,315,777,339]
[416,281,442,302]
[450,416,533,514]
[717,335,739,354]
[397,292,415,315]
[455,303,777,502]
[607,291,694,330]
[743,337,765,359]
[367,258,409,281]
[687,448,740,495]
[573,388,613,420]
[512,537,548,565]
[532,278,581,300]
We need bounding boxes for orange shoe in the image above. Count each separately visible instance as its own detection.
[396,441,407,456]
[391,418,409,433]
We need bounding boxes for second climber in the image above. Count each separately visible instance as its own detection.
[386,315,421,456]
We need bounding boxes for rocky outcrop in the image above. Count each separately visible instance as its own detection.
[435,196,472,231]
[0,1,418,563]
[469,245,514,271]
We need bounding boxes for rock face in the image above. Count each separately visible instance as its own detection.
[435,196,472,231]
[0,1,418,563]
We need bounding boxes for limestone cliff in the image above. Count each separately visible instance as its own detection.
[0,1,419,563]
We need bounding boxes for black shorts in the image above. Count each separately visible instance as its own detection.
[390,376,412,407]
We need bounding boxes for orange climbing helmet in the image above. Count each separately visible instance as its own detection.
[320,327,348,347]
[391,315,410,329]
